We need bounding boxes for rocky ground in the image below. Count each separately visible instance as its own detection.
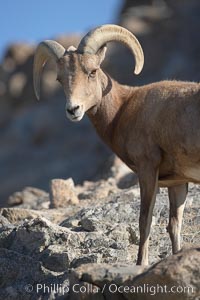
[0,0,200,204]
[0,158,200,299]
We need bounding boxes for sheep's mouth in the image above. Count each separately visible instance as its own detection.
[66,113,84,122]
[72,115,83,121]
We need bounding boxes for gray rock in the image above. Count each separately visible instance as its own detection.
[77,178,117,201]
[0,248,70,300]
[78,217,106,232]
[69,263,146,300]
[0,206,80,226]
[0,214,11,227]
[69,247,200,300]
[7,187,49,209]
[0,207,42,224]
[61,192,140,229]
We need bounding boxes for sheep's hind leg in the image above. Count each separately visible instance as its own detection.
[167,183,188,254]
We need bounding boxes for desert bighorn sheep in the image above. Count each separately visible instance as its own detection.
[33,24,200,265]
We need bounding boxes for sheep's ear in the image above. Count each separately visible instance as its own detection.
[67,45,77,52]
[96,45,107,65]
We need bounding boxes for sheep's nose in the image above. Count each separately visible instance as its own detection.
[67,105,80,115]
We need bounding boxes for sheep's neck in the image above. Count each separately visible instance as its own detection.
[87,76,133,150]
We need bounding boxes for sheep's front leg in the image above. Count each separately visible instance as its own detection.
[167,184,188,254]
[136,164,159,265]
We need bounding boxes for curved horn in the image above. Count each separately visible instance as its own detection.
[33,40,65,100]
[77,24,144,75]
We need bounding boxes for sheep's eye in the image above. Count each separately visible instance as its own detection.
[89,70,97,78]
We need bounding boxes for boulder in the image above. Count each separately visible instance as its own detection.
[50,178,79,208]
[69,247,200,300]
[8,187,49,209]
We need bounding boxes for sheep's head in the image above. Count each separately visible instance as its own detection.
[33,25,144,122]
[56,46,107,121]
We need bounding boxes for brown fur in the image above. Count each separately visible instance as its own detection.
[51,49,200,265]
